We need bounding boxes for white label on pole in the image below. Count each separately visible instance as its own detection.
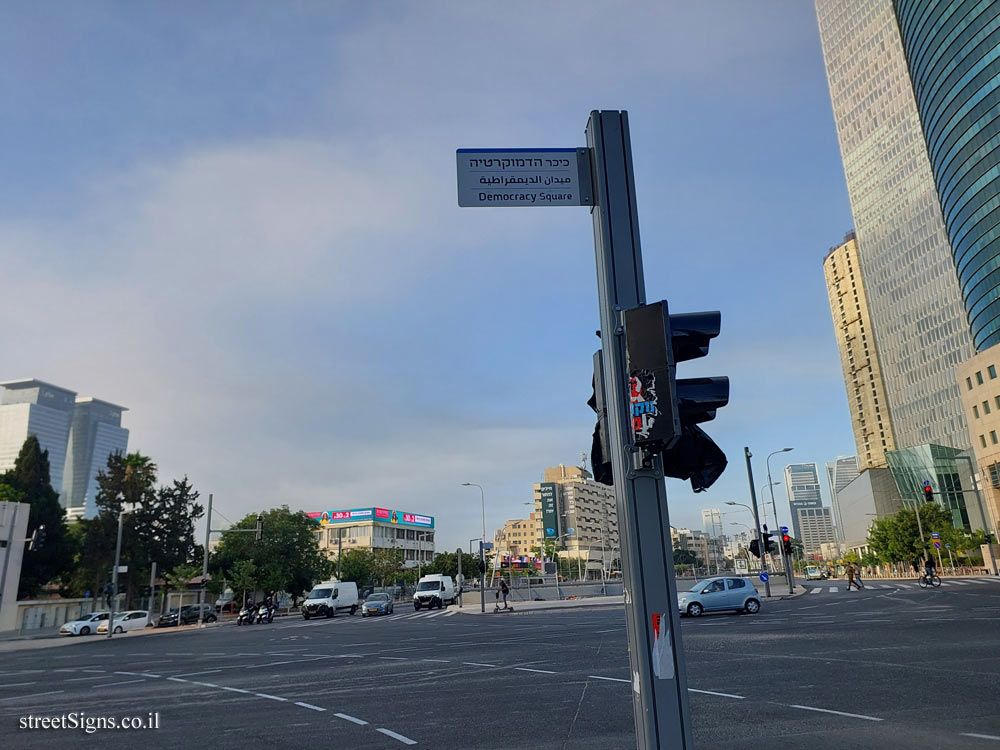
[456,149,592,207]
[650,613,675,680]
[117,565,128,573]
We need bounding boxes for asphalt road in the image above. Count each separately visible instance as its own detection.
[1,577,999,749]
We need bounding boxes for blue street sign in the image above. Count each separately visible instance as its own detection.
[931,532,940,539]
[759,572,769,583]
[945,544,951,549]
[923,480,931,487]
[780,526,788,534]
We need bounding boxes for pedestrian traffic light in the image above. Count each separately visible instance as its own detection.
[255,514,263,542]
[782,533,792,556]
[923,484,934,503]
[748,539,760,558]
[28,524,46,551]
[623,301,729,491]
[762,530,775,554]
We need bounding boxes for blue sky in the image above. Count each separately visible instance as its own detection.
[0,1,856,549]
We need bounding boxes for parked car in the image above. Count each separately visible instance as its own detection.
[806,566,828,581]
[361,592,394,617]
[301,581,359,619]
[677,577,760,617]
[97,610,150,634]
[59,611,109,636]
[157,604,217,627]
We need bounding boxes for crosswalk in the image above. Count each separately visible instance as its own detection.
[802,577,1000,594]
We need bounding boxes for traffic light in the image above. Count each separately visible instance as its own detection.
[923,483,934,503]
[622,301,729,491]
[748,539,760,558]
[255,514,263,542]
[28,524,46,551]
[782,533,792,556]
[762,530,775,555]
[587,348,613,486]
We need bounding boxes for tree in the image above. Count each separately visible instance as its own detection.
[673,549,699,566]
[371,547,404,586]
[229,560,258,606]
[867,504,960,569]
[166,564,200,592]
[2,436,74,599]
[211,506,329,599]
[337,548,375,585]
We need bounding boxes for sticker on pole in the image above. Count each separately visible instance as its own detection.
[650,613,674,680]
[456,148,593,207]
[759,572,769,583]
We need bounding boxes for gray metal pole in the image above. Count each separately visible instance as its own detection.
[147,561,156,627]
[743,448,770,597]
[108,510,126,639]
[587,110,692,748]
[766,458,793,594]
[338,528,343,580]
[456,547,463,608]
[199,493,212,626]
[479,541,485,614]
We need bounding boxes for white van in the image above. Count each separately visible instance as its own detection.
[301,580,359,619]
[413,574,457,610]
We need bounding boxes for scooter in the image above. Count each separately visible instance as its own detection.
[256,604,274,624]
[237,605,255,626]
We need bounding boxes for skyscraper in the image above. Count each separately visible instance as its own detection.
[823,233,898,468]
[785,462,823,539]
[826,455,861,541]
[701,508,723,538]
[797,506,837,556]
[62,398,129,519]
[0,379,76,493]
[894,1,1000,352]
[816,0,975,452]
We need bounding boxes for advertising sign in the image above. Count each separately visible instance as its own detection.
[539,483,560,539]
[307,508,434,529]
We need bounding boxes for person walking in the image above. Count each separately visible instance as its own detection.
[854,563,865,590]
[845,563,860,591]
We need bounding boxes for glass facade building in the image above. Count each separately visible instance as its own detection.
[784,462,823,539]
[816,0,975,452]
[62,398,129,519]
[0,380,76,494]
[894,1,1000,351]
[826,455,862,541]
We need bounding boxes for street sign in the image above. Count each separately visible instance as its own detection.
[759,572,769,583]
[931,532,940,539]
[456,148,593,207]
[933,541,942,549]
[945,544,951,549]
[481,542,494,551]
[117,565,128,573]
[735,558,749,572]
[780,526,788,534]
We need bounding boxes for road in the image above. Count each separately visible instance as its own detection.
[1,577,999,748]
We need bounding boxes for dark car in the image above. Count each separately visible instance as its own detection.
[157,604,217,627]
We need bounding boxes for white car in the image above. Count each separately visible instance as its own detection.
[97,610,149,634]
[60,611,109,636]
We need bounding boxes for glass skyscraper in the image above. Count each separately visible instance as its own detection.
[894,1,1000,352]
[816,0,975,452]
[784,462,823,540]
[826,455,861,541]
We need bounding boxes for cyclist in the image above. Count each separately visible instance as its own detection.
[923,554,937,583]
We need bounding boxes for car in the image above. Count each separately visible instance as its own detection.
[97,610,150,634]
[361,592,394,617]
[413,574,457,610]
[59,611,109,636]
[157,604,217,627]
[806,566,829,581]
[301,581,359,619]
[677,576,760,617]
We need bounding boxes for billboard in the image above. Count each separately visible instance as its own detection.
[539,483,559,539]
[307,508,434,529]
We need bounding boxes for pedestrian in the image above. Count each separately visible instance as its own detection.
[845,563,859,591]
[854,564,865,590]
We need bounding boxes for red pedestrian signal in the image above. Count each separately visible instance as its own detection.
[923,484,933,503]
[781,533,792,556]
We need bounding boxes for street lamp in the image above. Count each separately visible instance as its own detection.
[107,509,130,639]
[767,447,795,593]
[461,482,486,613]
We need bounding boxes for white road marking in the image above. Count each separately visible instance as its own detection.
[462,662,497,667]
[296,702,326,712]
[65,675,118,682]
[101,679,146,688]
[589,675,629,683]
[376,728,418,745]
[828,586,837,593]
[80,669,106,673]
[172,670,222,678]
[423,611,448,619]
[138,673,160,678]
[166,677,188,683]
[335,713,368,726]
[221,687,252,694]
[810,588,822,595]
[961,732,1000,741]
[0,682,36,688]
[422,659,450,663]
[0,690,65,702]
[254,693,288,702]
[379,656,407,660]
[515,667,555,674]
[688,688,745,699]
[964,579,990,585]
[190,682,219,688]
[789,704,882,721]
[595,628,620,633]
[442,610,458,617]
[949,580,970,586]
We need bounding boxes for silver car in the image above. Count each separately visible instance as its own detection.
[677,576,760,617]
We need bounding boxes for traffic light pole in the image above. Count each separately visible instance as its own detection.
[742,448,770,598]
[587,110,692,748]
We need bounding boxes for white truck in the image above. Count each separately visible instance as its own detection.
[413,574,457,610]
[301,580,359,619]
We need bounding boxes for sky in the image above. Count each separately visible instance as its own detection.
[0,1,857,551]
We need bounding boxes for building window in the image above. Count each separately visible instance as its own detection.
[968,377,974,390]
[982,435,988,448]
[986,401,993,415]
[977,371,984,385]
[974,405,980,418]
[992,431,998,445]
[991,365,998,379]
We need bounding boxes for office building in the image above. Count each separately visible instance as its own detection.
[0,380,77,495]
[308,507,435,568]
[495,518,537,559]
[895,1,1000,352]
[823,235,898,468]
[956,353,1000,540]
[530,464,619,579]
[816,0,975,452]
[837,467,905,545]
[826,455,861,541]
[886,444,989,532]
[784,463,823,539]
[62,398,129,519]
[701,508,723,538]
[797,507,837,557]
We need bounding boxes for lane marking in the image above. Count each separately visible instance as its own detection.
[810,588,822,595]
[376,728,418,745]
[221,687,252,694]
[789,704,882,721]
[828,587,837,593]
[254,693,288,702]
[462,662,497,667]
[166,677,188,683]
[422,659,451,663]
[964,580,990,585]
[688,688,745,699]
[0,682,36,688]
[443,610,458,617]
[595,629,620,633]
[172,670,222,678]
[948,581,970,586]
[0,690,65,702]
[190,682,219,688]
[296,702,326,712]
[515,667,555,674]
[961,733,1000,741]
[335,713,368,726]
[80,669,106,673]
[101,679,146,688]
[379,656,407,661]
[138,673,161,678]
[65,675,118,682]
[589,675,629,683]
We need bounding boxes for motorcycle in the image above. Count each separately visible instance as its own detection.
[256,604,274,624]
[237,605,256,626]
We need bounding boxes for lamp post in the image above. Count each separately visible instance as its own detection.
[461,483,486,613]
[107,509,129,639]
[741,446,771,597]
[767,447,795,593]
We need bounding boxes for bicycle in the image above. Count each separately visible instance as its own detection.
[918,573,941,588]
